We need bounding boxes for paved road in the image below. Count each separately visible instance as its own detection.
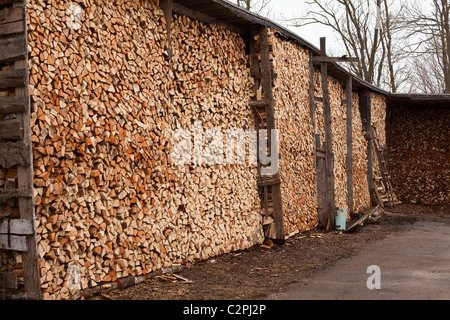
[272,220,450,300]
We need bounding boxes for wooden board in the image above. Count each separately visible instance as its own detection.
[0,36,26,63]
[0,68,27,89]
[0,273,19,289]
[0,142,30,167]
[0,96,28,114]
[0,234,28,251]
[0,118,24,140]
[0,189,33,202]
[344,206,378,233]
[0,218,33,235]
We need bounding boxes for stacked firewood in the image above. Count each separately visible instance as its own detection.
[351,93,371,213]
[389,105,449,204]
[311,71,371,217]
[272,35,318,237]
[26,0,263,299]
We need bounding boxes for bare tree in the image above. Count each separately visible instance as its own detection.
[236,0,273,16]
[404,0,450,93]
[285,0,409,92]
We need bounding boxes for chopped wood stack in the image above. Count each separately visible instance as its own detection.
[311,70,371,219]
[370,93,387,178]
[3,0,388,300]
[328,77,349,212]
[26,0,262,299]
[351,93,371,213]
[271,34,318,237]
[388,105,449,204]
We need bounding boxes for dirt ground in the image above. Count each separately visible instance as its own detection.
[87,204,450,300]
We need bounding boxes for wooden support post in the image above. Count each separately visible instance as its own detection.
[14,1,41,300]
[159,0,173,61]
[308,51,317,136]
[319,37,336,230]
[345,77,354,215]
[260,26,284,242]
[359,88,374,204]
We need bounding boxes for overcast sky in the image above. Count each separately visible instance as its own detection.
[261,0,435,54]
[261,0,340,51]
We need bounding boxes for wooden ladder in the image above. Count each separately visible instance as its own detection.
[0,0,41,299]
[371,125,395,207]
[249,26,284,242]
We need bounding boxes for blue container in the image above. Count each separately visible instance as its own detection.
[335,208,347,231]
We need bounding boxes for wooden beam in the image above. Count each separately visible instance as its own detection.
[172,3,245,35]
[249,99,270,108]
[0,273,18,289]
[312,56,358,63]
[345,76,354,215]
[0,6,23,24]
[0,142,30,167]
[257,177,281,188]
[0,68,27,89]
[159,0,173,61]
[0,219,33,235]
[0,36,26,63]
[249,26,262,182]
[14,1,41,299]
[0,189,33,203]
[0,118,24,140]
[359,88,374,203]
[308,51,316,135]
[260,26,284,242]
[0,20,24,36]
[0,234,28,251]
[0,96,28,114]
[320,37,336,230]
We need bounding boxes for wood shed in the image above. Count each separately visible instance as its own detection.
[0,0,448,300]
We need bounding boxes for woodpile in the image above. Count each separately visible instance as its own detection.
[351,93,371,213]
[370,93,387,148]
[328,77,349,212]
[271,34,318,237]
[26,0,262,299]
[370,93,387,178]
[311,70,371,218]
[389,105,449,204]
[0,0,387,300]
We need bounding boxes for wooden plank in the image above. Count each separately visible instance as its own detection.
[0,6,22,24]
[0,234,28,251]
[312,56,358,63]
[0,142,30,167]
[0,219,33,235]
[359,89,374,203]
[14,4,41,297]
[0,68,27,89]
[0,96,27,114]
[0,20,24,36]
[249,99,270,108]
[308,51,316,135]
[159,0,173,61]
[0,188,33,202]
[0,36,26,63]
[0,273,18,289]
[320,37,336,230]
[345,76,354,215]
[257,177,281,188]
[260,26,284,242]
[0,118,23,140]
[249,26,262,181]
